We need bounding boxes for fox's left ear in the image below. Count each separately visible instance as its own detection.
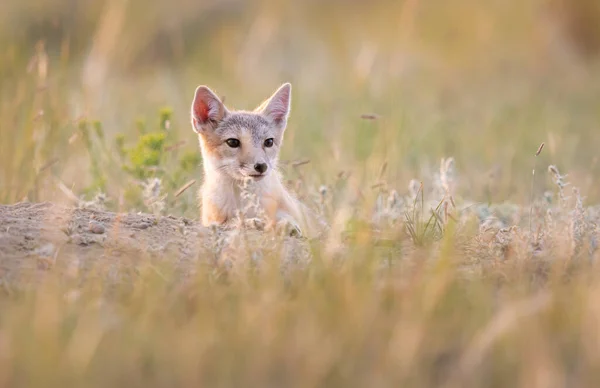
[257,83,291,126]
[191,85,227,134]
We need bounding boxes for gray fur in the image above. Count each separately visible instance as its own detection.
[192,83,291,180]
[216,112,278,147]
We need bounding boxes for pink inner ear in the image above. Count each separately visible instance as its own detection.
[266,87,290,122]
[269,101,288,122]
[193,99,211,123]
[192,87,224,125]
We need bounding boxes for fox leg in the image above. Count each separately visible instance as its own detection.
[274,210,303,238]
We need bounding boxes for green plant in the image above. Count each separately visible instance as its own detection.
[404,182,445,246]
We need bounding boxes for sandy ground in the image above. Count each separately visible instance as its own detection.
[0,202,310,287]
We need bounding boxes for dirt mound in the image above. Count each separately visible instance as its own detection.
[0,202,310,286]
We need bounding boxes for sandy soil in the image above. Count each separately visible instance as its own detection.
[0,202,310,287]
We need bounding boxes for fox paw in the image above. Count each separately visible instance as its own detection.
[242,217,266,231]
[276,219,303,238]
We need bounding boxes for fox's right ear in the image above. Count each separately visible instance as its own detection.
[191,86,227,133]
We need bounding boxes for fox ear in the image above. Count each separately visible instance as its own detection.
[191,86,227,133]
[257,83,291,126]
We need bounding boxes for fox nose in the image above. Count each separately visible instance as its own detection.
[254,163,268,174]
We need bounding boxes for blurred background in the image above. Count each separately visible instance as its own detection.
[3,4,600,386]
[1,0,600,212]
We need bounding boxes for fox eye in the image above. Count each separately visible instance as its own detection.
[225,138,240,148]
[264,138,274,148]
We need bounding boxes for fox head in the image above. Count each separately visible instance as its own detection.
[191,83,291,181]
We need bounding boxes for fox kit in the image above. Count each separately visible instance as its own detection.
[191,83,317,237]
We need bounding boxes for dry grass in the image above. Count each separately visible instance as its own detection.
[2,0,600,386]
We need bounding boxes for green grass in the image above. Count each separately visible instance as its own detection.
[2,0,600,386]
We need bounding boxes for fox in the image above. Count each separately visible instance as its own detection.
[190,82,320,238]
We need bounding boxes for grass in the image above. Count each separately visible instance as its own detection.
[1,0,600,386]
